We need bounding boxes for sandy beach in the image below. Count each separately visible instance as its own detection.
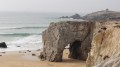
[0,49,86,67]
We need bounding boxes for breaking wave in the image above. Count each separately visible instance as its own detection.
[0,26,48,30]
[4,35,43,51]
[0,33,42,36]
[7,35,42,45]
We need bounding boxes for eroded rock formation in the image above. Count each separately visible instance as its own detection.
[86,21,120,67]
[40,20,120,67]
[40,21,95,62]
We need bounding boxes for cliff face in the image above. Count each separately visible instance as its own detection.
[86,21,120,67]
[40,21,95,62]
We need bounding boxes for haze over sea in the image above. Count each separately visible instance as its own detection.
[0,12,80,51]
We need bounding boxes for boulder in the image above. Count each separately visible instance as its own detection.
[86,21,120,67]
[0,42,7,48]
[40,21,95,62]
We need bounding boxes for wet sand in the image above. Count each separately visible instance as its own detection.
[0,49,86,67]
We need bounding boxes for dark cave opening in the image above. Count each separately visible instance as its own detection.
[69,40,81,59]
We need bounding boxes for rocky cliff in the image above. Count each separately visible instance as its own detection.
[40,20,120,67]
[86,21,120,67]
[40,21,95,62]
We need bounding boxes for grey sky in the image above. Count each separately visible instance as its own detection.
[0,0,119,13]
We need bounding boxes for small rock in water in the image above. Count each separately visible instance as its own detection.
[0,42,7,48]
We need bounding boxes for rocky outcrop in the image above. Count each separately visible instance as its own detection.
[0,42,7,48]
[60,13,81,19]
[70,13,81,19]
[40,21,95,62]
[86,21,120,67]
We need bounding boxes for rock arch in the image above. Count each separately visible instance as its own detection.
[40,21,95,62]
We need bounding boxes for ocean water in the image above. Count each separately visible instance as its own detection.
[0,12,74,51]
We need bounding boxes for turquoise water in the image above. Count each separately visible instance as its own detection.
[0,12,82,51]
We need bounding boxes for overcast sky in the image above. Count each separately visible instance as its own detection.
[0,0,119,13]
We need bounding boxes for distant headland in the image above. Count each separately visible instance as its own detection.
[60,9,120,21]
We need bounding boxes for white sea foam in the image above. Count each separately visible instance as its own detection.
[7,35,42,44]
[0,26,48,30]
[0,33,41,36]
[0,35,43,51]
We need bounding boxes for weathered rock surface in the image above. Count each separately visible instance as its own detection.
[0,42,7,48]
[40,21,95,62]
[86,21,120,67]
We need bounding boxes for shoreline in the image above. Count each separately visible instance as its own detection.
[0,49,86,67]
